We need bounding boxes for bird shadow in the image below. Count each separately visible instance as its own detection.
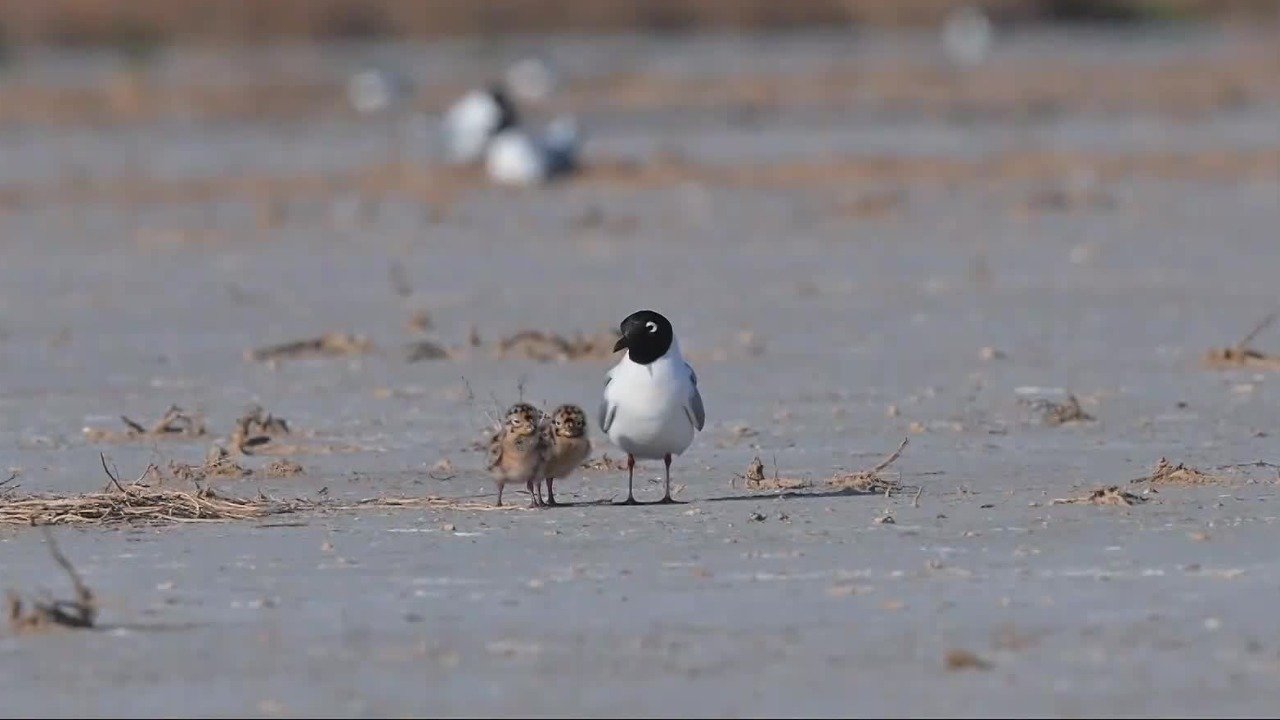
[705,488,896,503]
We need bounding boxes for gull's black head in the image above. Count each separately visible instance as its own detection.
[487,83,520,133]
[613,310,674,365]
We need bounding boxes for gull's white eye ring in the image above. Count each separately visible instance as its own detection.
[645,321,658,333]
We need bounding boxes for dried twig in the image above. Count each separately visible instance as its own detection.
[7,528,96,633]
[1,471,19,496]
[828,437,909,493]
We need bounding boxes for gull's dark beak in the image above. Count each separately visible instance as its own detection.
[612,336,628,353]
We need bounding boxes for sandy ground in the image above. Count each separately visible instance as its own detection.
[2,26,1280,717]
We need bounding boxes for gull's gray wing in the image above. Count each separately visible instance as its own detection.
[685,362,705,431]
[598,376,617,434]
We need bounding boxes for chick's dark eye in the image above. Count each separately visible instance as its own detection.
[645,321,657,333]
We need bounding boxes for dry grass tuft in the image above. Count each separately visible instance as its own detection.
[944,649,993,671]
[230,405,292,455]
[265,459,305,478]
[1203,312,1280,371]
[245,332,373,364]
[7,529,96,634]
[733,455,811,491]
[1052,486,1146,506]
[1134,458,1227,485]
[0,454,279,526]
[493,329,621,363]
[83,404,206,443]
[405,340,450,362]
[1040,394,1096,426]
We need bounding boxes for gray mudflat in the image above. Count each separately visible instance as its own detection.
[2,27,1280,717]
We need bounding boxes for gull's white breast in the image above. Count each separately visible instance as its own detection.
[605,348,696,459]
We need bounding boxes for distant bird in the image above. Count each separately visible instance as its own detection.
[540,404,592,506]
[599,310,705,505]
[486,402,548,507]
[505,56,559,104]
[347,68,414,115]
[442,84,521,165]
[485,115,582,186]
[941,5,994,69]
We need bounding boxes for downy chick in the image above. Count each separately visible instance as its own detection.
[487,403,548,507]
[541,404,591,506]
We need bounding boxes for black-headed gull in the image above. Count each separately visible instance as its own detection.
[599,310,705,505]
[442,84,520,165]
[485,115,582,186]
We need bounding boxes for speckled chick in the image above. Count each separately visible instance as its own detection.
[541,404,591,506]
[486,403,549,507]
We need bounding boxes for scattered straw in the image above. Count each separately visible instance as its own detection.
[245,332,373,364]
[83,404,206,443]
[827,437,909,494]
[1203,313,1280,371]
[0,454,519,528]
[7,528,96,634]
[1051,486,1145,506]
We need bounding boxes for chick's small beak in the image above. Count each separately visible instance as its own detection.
[612,335,628,353]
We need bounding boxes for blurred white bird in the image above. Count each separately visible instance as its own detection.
[505,56,559,104]
[941,5,994,69]
[485,116,582,186]
[347,69,413,114]
[441,85,521,165]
